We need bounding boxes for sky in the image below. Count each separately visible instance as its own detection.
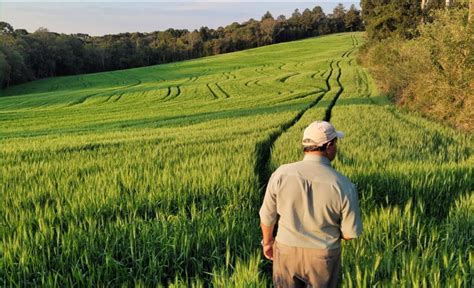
[0,1,360,36]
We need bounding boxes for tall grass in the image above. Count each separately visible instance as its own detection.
[270,54,472,286]
[1,32,472,286]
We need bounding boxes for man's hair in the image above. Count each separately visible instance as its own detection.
[302,138,336,152]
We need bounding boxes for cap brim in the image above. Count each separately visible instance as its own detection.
[336,131,344,139]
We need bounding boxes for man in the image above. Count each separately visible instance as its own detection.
[259,121,362,287]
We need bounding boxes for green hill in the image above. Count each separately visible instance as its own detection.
[1,32,472,286]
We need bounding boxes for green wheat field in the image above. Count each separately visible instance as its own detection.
[1,32,472,286]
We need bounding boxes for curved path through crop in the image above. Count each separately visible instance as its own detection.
[254,51,347,191]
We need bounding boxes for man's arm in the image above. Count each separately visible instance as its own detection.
[340,183,363,240]
[259,173,279,260]
[260,222,275,260]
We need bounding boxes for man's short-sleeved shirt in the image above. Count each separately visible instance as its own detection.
[259,154,363,249]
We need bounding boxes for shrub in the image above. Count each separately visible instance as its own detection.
[360,8,473,132]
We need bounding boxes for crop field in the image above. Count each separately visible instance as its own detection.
[1,32,472,286]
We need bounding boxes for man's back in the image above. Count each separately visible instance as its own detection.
[259,121,363,287]
[260,154,362,250]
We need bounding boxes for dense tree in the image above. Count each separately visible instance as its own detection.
[345,5,363,31]
[14,29,28,36]
[361,0,422,40]
[332,3,346,19]
[0,44,30,86]
[0,22,14,35]
[0,51,10,86]
[330,3,347,32]
[260,16,276,45]
[261,11,274,21]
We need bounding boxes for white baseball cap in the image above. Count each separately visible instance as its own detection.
[302,121,344,147]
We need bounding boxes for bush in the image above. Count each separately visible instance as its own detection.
[360,8,473,132]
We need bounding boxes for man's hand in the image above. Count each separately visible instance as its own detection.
[342,235,353,241]
[262,240,274,260]
[260,222,275,260]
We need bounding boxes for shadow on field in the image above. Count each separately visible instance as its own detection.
[349,165,473,221]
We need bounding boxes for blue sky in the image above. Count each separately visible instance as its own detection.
[0,1,359,36]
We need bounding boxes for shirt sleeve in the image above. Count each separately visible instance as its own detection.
[340,183,363,238]
[259,172,279,227]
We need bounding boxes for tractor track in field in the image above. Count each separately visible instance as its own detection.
[161,86,181,101]
[244,79,253,87]
[255,41,349,194]
[324,60,335,90]
[112,92,125,102]
[69,79,142,106]
[255,64,269,74]
[341,48,355,58]
[166,68,207,101]
[254,56,336,190]
[345,49,355,58]
[341,35,358,58]
[207,82,230,99]
[164,87,172,98]
[206,83,219,99]
[295,62,305,68]
[275,89,325,105]
[192,68,210,82]
[310,70,321,79]
[71,90,110,106]
[323,60,343,121]
[223,71,237,80]
[103,94,115,103]
[277,72,300,83]
[277,63,288,70]
[215,83,230,98]
[352,34,359,46]
[246,78,263,87]
[168,86,182,101]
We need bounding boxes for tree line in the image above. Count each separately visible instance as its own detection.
[0,4,362,89]
[359,0,472,131]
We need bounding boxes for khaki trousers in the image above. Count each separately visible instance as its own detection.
[273,241,341,288]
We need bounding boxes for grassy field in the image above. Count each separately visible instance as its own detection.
[1,32,472,286]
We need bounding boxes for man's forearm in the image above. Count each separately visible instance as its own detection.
[260,222,275,244]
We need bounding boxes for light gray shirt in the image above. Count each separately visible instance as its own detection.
[259,154,363,249]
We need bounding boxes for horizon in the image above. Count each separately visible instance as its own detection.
[0,1,360,36]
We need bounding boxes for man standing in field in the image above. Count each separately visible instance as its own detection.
[259,121,362,287]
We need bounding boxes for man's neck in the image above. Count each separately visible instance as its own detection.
[305,151,336,162]
[304,151,328,158]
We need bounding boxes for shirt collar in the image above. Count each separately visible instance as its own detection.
[303,154,332,167]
